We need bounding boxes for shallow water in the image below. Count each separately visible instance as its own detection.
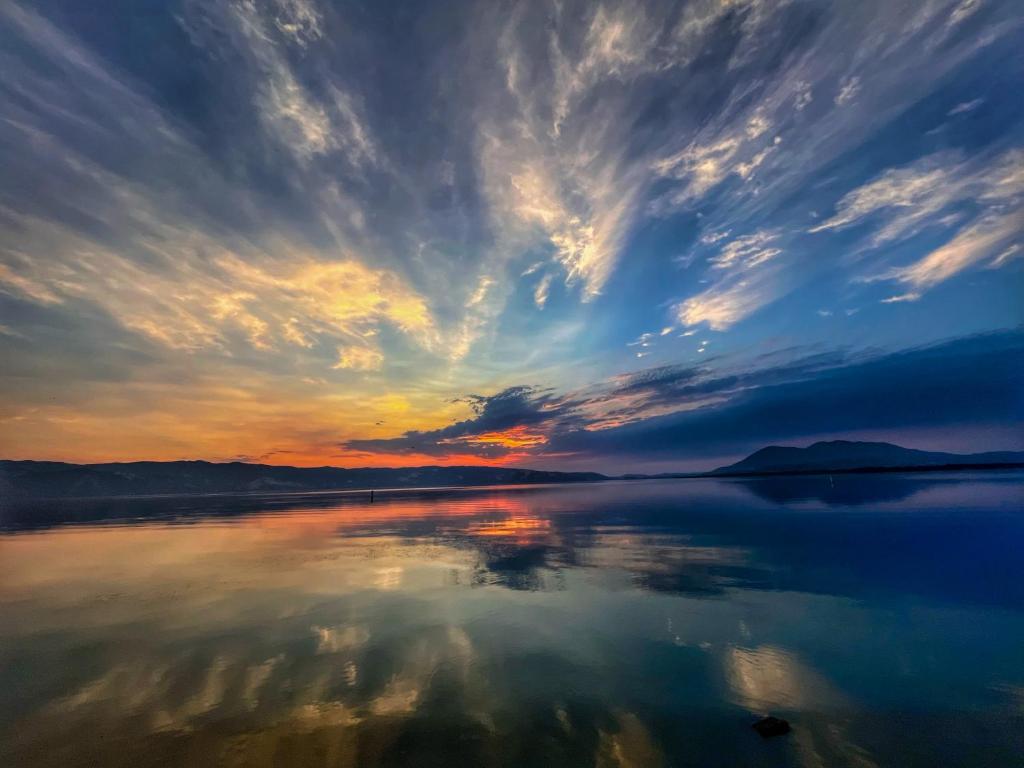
[2,473,1023,767]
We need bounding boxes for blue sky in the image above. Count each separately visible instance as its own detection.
[0,0,1021,471]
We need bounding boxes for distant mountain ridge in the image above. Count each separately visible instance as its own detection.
[2,441,1021,500]
[0,460,606,500]
[713,440,1024,476]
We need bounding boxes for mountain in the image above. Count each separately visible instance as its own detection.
[0,460,606,500]
[713,440,1024,476]
[3,442,1020,500]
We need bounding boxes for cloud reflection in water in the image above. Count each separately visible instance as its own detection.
[2,475,1023,767]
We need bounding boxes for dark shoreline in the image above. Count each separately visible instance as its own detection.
[2,461,1022,504]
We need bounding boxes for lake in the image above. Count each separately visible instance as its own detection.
[2,473,1023,767]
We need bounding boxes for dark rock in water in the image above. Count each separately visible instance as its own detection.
[752,716,791,738]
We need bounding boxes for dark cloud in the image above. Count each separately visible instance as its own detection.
[351,330,1023,462]
[548,329,1024,460]
[592,349,855,423]
[456,386,562,430]
[344,385,575,458]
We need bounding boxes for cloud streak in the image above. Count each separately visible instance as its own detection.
[809,149,1024,299]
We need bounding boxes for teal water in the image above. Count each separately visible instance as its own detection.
[1,473,1023,767]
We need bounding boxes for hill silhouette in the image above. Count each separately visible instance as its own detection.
[713,440,1024,476]
[0,460,605,500]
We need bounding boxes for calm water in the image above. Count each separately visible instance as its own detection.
[2,474,1023,767]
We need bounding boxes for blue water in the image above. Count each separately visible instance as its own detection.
[1,473,1022,767]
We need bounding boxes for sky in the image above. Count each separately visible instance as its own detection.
[0,0,1021,473]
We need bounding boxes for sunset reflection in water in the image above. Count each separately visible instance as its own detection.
[2,475,1023,767]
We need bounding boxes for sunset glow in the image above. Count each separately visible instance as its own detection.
[0,0,1021,473]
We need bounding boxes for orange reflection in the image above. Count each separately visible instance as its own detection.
[195,492,564,549]
[237,492,539,536]
[467,515,552,544]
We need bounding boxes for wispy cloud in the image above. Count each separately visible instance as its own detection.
[333,345,384,371]
[884,212,1022,294]
[674,229,784,330]
[533,273,554,308]
[653,120,780,207]
[676,274,777,331]
[948,0,983,27]
[806,151,1021,245]
[948,98,984,115]
[834,76,861,106]
[989,243,1022,268]
[709,231,782,270]
[809,149,1023,297]
[183,0,375,166]
[272,0,324,47]
[0,202,438,359]
[481,0,798,304]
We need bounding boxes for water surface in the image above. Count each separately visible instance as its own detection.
[2,474,1023,767]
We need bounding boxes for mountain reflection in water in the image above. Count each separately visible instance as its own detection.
[1,474,1023,767]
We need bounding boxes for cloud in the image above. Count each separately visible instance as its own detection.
[627,332,656,348]
[0,200,438,356]
[948,0,982,27]
[592,348,851,422]
[0,262,62,305]
[834,76,861,105]
[674,229,785,330]
[700,229,731,245]
[480,0,800,304]
[654,121,780,206]
[344,385,576,459]
[880,292,921,304]
[709,230,782,270]
[0,0,443,377]
[811,150,1022,242]
[808,149,1024,297]
[478,125,642,302]
[183,0,376,166]
[676,277,774,330]
[948,98,984,115]
[547,330,1024,461]
[533,273,554,308]
[989,243,1022,268]
[794,81,813,110]
[475,2,682,303]
[808,153,959,241]
[884,212,1022,292]
[333,345,384,371]
[272,0,324,46]
[346,330,1024,465]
